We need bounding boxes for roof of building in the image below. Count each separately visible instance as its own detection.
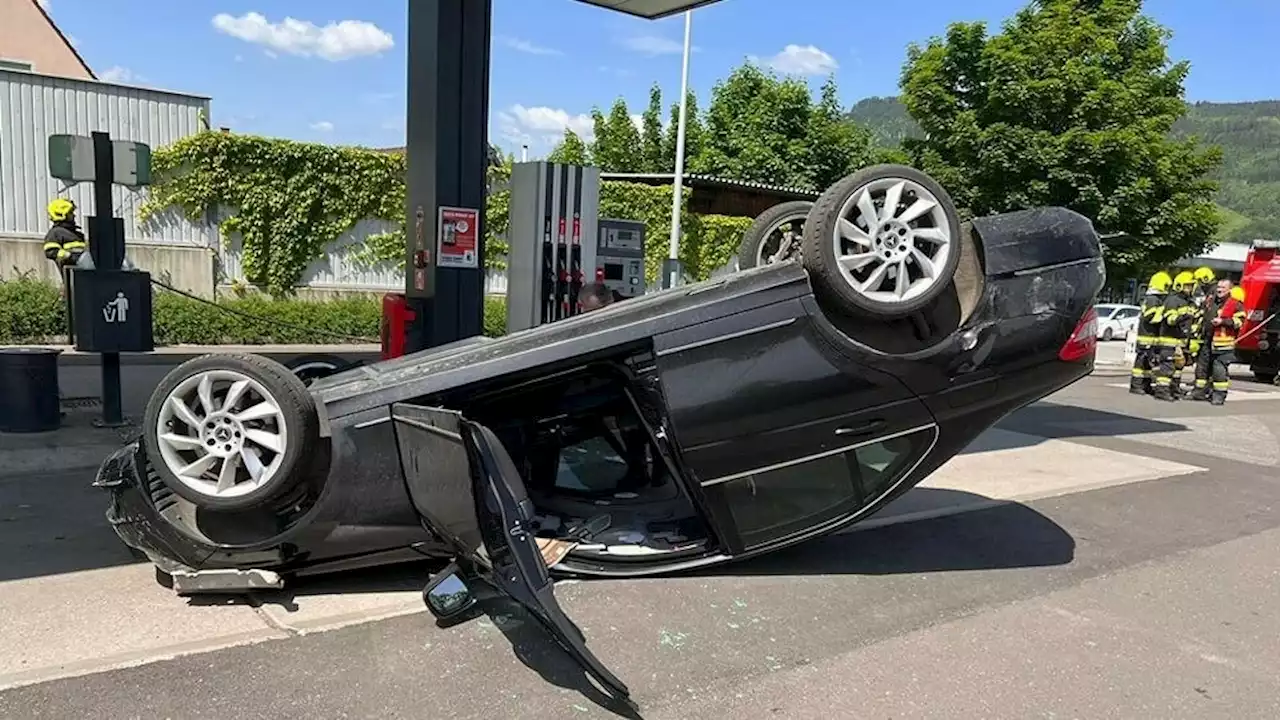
[30,0,96,80]
[599,172,820,200]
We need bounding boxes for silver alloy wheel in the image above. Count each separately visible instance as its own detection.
[154,369,289,500]
[756,213,807,265]
[831,177,954,306]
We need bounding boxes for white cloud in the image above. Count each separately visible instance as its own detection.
[310,120,335,132]
[751,44,838,76]
[621,34,698,56]
[36,0,48,9]
[98,66,137,84]
[498,35,562,56]
[497,105,594,146]
[211,12,394,61]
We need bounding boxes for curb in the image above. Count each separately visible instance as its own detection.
[3,444,124,479]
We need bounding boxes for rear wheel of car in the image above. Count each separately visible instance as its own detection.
[737,201,812,269]
[1253,369,1278,385]
[1102,327,1114,341]
[142,354,319,513]
[801,164,962,319]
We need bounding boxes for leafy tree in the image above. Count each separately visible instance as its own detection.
[805,77,874,188]
[640,83,666,172]
[590,98,644,172]
[661,90,706,174]
[547,129,591,165]
[899,0,1222,268]
[698,62,872,190]
[700,63,814,187]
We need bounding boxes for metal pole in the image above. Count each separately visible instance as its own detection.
[90,131,124,426]
[521,144,529,162]
[664,9,693,289]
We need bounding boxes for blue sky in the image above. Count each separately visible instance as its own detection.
[42,0,1279,154]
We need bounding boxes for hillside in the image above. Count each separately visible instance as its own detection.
[849,97,1280,243]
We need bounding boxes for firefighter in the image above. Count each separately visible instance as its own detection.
[1153,270,1196,401]
[1188,266,1219,400]
[1130,271,1172,395]
[43,198,88,274]
[1206,280,1247,406]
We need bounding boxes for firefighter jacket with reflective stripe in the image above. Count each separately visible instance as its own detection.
[1158,292,1194,345]
[43,222,87,266]
[1211,296,1246,350]
[1137,291,1167,345]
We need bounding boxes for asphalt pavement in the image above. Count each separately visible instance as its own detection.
[2,354,1279,719]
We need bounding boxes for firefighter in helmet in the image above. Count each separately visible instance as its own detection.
[1206,281,1247,405]
[1153,270,1197,401]
[1188,266,1218,400]
[43,198,88,273]
[1130,270,1172,395]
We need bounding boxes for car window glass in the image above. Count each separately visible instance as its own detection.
[1094,305,1117,318]
[556,435,629,492]
[709,428,933,550]
[1116,308,1140,319]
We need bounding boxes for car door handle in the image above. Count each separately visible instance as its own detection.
[835,420,885,437]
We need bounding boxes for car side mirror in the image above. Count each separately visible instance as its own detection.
[422,563,477,620]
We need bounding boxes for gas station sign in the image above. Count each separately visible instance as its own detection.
[437,206,480,269]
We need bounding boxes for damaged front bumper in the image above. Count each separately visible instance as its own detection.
[92,443,285,593]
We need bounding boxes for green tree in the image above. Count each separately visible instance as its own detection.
[661,91,706,174]
[899,0,1222,267]
[590,98,644,172]
[547,128,591,165]
[805,77,874,188]
[640,83,666,172]
[700,63,815,187]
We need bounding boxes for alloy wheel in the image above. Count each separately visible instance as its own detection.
[830,177,954,306]
[154,369,289,499]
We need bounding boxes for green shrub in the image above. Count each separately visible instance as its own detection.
[0,276,513,345]
[0,273,66,342]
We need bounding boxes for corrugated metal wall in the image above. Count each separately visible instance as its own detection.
[0,69,212,246]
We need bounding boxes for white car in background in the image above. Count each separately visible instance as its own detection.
[1094,303,1141,341]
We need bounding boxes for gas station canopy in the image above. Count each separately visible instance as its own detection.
[573,0,724,19]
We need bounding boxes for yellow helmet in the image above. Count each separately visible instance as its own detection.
[1193,266,1215,284]
[47,198,75,222]
[1173,271,1196,292]
[1148,271,1172,293]
[1230,286,1246,303]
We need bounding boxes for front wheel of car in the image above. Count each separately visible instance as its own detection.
[142,354,319,513]
[1102,327,1114,341]
[801,164,962,320]
[737,201,812,269]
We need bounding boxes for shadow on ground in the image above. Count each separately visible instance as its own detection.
[980,401,1188,452]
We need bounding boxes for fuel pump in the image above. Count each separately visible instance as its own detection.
[594,219,646,300]
[507,162,602,332]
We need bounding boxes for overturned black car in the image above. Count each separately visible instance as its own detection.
[94,165,1104,701]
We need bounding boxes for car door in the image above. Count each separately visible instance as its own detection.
[390,403,630,702]
[652,298,937,555]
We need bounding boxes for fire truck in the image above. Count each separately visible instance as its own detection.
[1234,239,1280,384]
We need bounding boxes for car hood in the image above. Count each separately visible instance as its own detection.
[309,262,810,427]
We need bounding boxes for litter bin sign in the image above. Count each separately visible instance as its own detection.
[69,268,154,353]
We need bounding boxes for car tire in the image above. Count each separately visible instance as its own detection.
[801,164,962,319]
[737,201,812,269]
[142,354,320,513]
[284,354,353,387]
[1102,327,1114,341]
[1253,369,1277,385]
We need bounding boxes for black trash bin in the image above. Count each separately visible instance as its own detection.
[0,347,63,433]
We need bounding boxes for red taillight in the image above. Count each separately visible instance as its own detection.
[1059,307,1098,362]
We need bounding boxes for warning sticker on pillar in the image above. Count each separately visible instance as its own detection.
[437,206,480,269]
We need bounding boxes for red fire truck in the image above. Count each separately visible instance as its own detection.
[1235,239,1280,384]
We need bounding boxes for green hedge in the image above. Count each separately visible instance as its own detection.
[0,277,515,344]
